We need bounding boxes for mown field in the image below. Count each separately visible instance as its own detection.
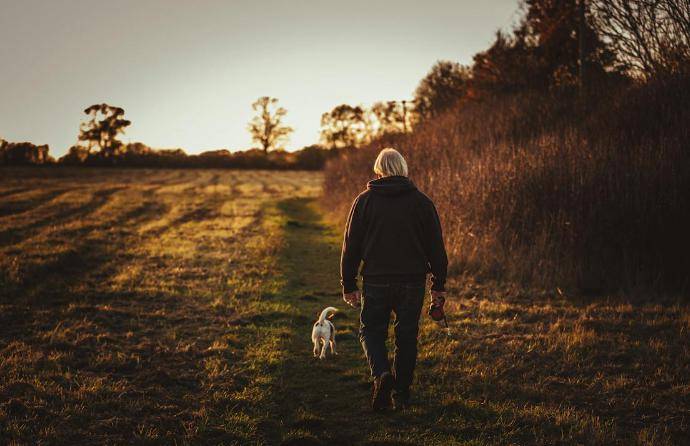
[0,168,688,445]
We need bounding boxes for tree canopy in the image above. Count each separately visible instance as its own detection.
[413,61,472,120]
[320,104,367,149]
[78,104,131,160]
[248,97,293,153]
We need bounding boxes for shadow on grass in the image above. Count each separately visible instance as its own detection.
[270,197,639,446]
[0,187,74,218]
[2,198,168,300]
[273,197,492,445]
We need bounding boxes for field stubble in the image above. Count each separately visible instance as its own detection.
[0,168,320,444]
[0,168,688,445]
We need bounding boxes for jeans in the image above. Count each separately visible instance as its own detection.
[359,281,426,397]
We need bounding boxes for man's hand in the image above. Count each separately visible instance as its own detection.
[343,291,361,308]
[430,290,446,307]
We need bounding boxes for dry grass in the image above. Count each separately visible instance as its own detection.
[1,168,688,445]
[323,76,690,293]
[416,281,690,445]
[0,168,320,444]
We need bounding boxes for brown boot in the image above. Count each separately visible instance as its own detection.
[371,372,394,411]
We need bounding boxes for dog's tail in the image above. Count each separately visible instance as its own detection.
[318,306,338,324]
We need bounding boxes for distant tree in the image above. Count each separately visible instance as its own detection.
[294,144,332,170]
[320,104,366,148]
[124,142,152,156]
[248,96,293,153]
[156,148,189,168]
[119,142,154,166]
[413,61,472,121]
[592,0,690,78]
[78,104,131,160]
[0,141,51,165]
[157,148,187,159]
[361,109,377,145]
[371,101,408,136]
[59,145,90,165]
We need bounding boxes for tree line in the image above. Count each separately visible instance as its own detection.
[318,0,690,149]
[3,0,687,169]
[0,91,413,167]
[322,0,690,294]
[0,99,339,170]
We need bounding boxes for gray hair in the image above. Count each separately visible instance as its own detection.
[373,148,408,177]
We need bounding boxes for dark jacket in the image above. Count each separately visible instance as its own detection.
[340,175,448,293]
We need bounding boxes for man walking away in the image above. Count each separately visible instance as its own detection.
[340,148,448,411]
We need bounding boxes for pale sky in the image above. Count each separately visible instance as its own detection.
[0,0,519,156]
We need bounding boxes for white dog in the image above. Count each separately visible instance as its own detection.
[311,306,338,359]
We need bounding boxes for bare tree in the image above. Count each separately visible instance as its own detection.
[592,0,690,77]
[248,97,293,153]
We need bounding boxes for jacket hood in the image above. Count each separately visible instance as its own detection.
[366,175,417,196]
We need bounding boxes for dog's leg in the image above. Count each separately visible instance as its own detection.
[313,337,320,357]
[319,338,328,359]
[330,337,337,355]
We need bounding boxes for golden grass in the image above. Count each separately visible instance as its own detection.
[1,168,688,445]
[0,168,319,444]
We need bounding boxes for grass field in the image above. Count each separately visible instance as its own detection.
[1,168,688,445]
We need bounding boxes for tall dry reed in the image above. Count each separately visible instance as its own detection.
[323,76,690,294]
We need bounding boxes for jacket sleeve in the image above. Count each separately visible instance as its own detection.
[423,199,448,292]
[340,194,366,293]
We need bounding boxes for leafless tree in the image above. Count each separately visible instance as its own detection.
[592,0,690,78]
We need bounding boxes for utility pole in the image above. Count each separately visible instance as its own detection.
[401,100,408,133]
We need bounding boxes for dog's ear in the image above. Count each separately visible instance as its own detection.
[327,312,336,320]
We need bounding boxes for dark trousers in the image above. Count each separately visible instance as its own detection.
[359,281,425,396]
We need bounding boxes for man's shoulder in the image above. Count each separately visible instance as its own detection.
[412,188,435,206]
[348,190,372,212]
[353,189,372,203]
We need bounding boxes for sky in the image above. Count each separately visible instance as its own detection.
[0,0,519,157]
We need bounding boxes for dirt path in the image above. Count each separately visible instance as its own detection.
[268,198,462,446]
[265,197,690,445]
